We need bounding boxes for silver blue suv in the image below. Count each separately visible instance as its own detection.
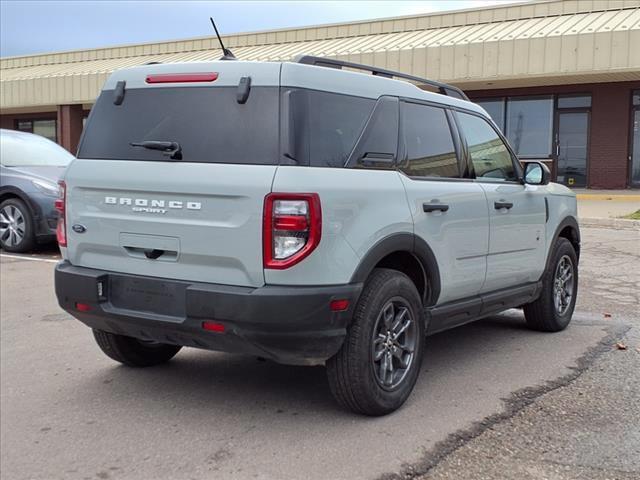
[54,56,580,415]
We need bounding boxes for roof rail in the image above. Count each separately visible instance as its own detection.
[294,55,469,101]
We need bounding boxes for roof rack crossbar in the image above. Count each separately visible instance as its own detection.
[294,55,468,101]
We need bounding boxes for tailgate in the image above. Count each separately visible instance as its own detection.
[64,159,276,287]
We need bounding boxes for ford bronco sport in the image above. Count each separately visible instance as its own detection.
[55,56,580,415]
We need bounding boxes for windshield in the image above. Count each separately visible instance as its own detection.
[0,130,74,167]
[78,86,279,164]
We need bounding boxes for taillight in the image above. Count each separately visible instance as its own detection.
[263,193,321,269]
[55,180,66,247]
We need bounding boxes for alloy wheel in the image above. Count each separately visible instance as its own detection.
[553,255,574,315]
[371,298,417,391]
[0,205,26,248]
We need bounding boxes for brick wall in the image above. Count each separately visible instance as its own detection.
[467,81,640,189]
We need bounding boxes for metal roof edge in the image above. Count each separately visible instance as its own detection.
[1,0,622,65]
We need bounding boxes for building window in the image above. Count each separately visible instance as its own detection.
[16,119,57,142]
[506,96,553,158]
[476,99,505,131]
[633,90,640,107]
[558,94,591,109]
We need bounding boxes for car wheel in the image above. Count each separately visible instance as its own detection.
[0,198,36,253]
[326,268,425,416]
[93,329,182,367]
[524,237,578,332]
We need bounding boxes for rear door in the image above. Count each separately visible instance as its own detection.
[454,110,546,292]
[397,101,489,306]
[64,62,281,287]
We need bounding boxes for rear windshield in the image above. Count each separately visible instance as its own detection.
[78,86,279,164]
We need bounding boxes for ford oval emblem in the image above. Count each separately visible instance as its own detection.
[72,224,87,233]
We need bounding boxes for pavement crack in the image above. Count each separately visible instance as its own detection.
[377,324,631,480]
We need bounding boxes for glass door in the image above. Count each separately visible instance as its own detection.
[556,111,589,188]
[631,92,640,187]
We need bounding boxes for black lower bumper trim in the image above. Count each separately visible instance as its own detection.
[55,261,362,365]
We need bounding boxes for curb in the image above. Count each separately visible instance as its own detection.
[579,217,640,230]
[576,194,640,201]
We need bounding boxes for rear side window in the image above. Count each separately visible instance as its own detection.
[78,86,279,164]
[455,111,517,181]
[400,102,460,178]
[285,89,375,167]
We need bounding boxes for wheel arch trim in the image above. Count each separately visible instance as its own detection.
[349,232,441,306]
[545,216,580,273]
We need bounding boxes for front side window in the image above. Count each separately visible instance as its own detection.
[456,111,517,181]
[400,102,459,178]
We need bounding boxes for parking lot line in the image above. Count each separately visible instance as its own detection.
[0,253,59,264]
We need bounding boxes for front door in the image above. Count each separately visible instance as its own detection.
[556,111,590,188]
[454,110,547,293]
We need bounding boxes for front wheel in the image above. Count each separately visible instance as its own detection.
[524,237,578,332]
[93,330,182,367]
[326,268,425,416]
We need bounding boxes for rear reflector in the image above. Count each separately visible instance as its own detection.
[55,180,66,247]
[202,321,225,333]
[145,72,218,84]
[330,299,350,312]
[75,302,92,312]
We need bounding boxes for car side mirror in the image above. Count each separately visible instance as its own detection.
[523,161,550,186]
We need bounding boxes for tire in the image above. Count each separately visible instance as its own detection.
[93,329,182,367]
[524,237,578,332]
[327,268,425,416]
[0,198,36,253]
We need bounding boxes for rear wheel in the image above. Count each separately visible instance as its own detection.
[524,237,578,332]
[326,268,425,416]
[0,198,36,253]
[93,330,182,367]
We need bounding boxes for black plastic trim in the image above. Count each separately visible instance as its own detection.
[545,216,581,270]
[55,261,362,366]
[349,232,441,306]
[426,281,542,335]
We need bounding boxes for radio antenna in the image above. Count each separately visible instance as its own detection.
[210,17,236,60]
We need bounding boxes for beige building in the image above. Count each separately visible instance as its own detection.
[1,0,639,188]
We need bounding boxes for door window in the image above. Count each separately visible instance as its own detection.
[456,112,517,181]
[400,102,459,178]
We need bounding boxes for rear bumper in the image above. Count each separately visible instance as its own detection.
[55,261,361,365]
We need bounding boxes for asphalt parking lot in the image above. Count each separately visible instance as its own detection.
[1,226,638,480]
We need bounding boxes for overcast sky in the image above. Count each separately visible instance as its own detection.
[0,0,521,57]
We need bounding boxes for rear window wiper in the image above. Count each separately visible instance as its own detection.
[130,140,182,160]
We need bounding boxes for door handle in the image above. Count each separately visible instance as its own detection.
[494,200,513,210]
[423,202,449,213]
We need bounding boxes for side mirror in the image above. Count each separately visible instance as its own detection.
[523,161,550,186]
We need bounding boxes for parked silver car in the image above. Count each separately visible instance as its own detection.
[0,129,74,252]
